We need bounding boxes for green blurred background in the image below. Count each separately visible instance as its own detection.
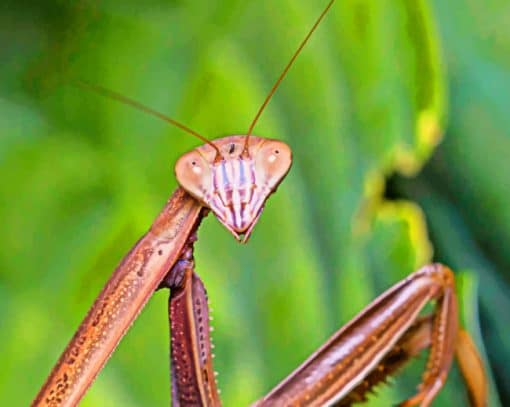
[1,0,508,405]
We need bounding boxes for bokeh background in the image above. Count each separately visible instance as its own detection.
[1,0,508,405]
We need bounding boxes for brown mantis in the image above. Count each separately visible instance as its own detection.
[32,0,489,405]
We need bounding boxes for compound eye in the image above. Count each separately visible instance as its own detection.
[255,140,292,187]
[190,159,203,174]
[175,151,212,202]
[266,147,282,163]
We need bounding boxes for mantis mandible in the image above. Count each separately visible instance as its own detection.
[32,1,488,405]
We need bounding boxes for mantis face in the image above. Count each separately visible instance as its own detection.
[175,135,292,242]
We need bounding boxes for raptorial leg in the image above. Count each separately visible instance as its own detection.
[399,265,458,407]
[160,229,221,407]
[338,315,487,407]
[399,270,487,407]
[335,315,434,406]
[167,267,220,407]
[255,264,487,407]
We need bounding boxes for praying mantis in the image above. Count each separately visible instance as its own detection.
[31,0,489,405]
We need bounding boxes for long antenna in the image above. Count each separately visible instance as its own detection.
[74,80,222,157]
[243,0,336,154]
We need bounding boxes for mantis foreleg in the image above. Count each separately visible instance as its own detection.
[161,226,221,407]
[251,264,487,407]
[32,189,204,407]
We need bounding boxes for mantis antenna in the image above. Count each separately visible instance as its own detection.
[73,80,223,158]
[243,0,336,155]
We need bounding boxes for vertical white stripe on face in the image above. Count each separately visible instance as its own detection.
[219,160,230,207]
[250,184,271,221]
[212,160,222,200]
[230,159,242,229]
[240,159,257,228]
[239,161,251,221]
[211,193,227,223]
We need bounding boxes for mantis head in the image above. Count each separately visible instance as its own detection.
[76,0,330,243]
[175,135,292,243]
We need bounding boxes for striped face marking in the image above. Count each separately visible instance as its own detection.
[175,135,292,242]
